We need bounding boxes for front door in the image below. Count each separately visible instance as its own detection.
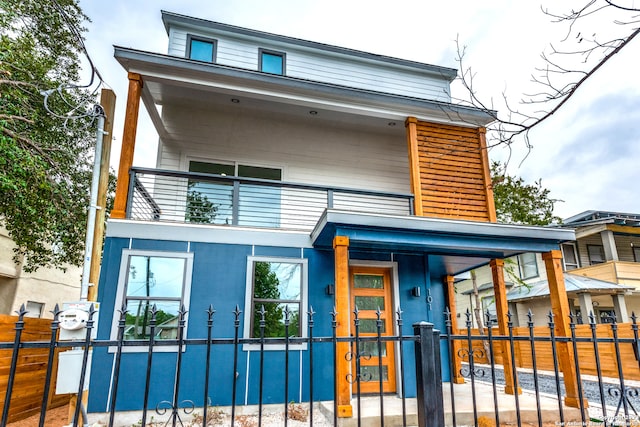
[350,267,396,393]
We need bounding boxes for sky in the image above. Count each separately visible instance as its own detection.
[78,0,640,220]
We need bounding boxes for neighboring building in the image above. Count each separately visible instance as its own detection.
[89,11,577,415]
[456,211,640,327]
[0,226,81,318]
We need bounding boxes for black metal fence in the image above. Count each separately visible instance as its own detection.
[1,305,639,427]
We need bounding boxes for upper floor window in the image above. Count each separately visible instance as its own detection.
[587,245,606,265]
[517,252,539,280]
[561,243,579,271]
[187,161,282,226]
[259,49,285,75]
[112,250,193,347]
[187,35,216,62]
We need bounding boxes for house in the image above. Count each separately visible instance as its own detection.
[89,11,579,416]
[0,225,81,318]
[456,210,640,327]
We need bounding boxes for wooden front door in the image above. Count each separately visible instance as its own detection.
[350,267,396,394]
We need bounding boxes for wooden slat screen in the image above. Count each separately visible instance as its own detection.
[460,324,640,381]
[414,121,494,221]
[0,315,67,423]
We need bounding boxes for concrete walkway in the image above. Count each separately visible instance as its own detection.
[319,381,583,427]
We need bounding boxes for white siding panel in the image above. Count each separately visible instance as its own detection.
[166,25,451,102]
[159,104,410,195]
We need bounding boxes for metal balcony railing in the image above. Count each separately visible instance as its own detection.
[125,167,414,230]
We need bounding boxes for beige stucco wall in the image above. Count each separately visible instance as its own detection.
[0,226,81,318]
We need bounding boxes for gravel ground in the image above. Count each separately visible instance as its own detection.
[468,363,640,422]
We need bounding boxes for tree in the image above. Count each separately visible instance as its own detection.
[0,0,98,271]
[456,1,639,152]
[491,161,561,226]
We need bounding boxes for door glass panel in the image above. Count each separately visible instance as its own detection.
[355,296,384,311]
[358,319,386,333]
[353,274,384,289]
[360,365,389,381]
[358,341,387,357]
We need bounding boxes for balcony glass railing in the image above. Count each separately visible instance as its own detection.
[126,167,414,231]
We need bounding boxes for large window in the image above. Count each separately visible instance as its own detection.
[587,245,606,265]
[113,250,193,344]
[244,257,307,345]
[187,35,216,62]
[187,160,282,227]
[259,49,285,75]
[517,252,539,280]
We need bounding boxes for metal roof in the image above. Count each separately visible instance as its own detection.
[562,210,640,227]
[507,273,634,302]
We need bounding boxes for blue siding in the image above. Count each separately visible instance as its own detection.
[89,236,442,412]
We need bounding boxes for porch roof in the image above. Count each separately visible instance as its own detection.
[312,210,575,277]
[507,273,634,302]
[113,46,495,132]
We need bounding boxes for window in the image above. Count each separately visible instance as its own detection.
[187,35,216,62]
[561,243,579,270]
[481,296,497,324]
[187,161,282,227]
[25,301,44,318]
[259,49,285,75]
[587,245,606,265]
[633,245,640,262]
[244,257,307,347]
[113,250,193,345]
[517,252,539,280]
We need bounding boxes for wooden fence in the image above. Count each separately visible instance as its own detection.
[0,315,67,424]
[462,323,640,381]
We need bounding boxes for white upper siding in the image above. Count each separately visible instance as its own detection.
[167,25,452,103]
[157,103,409,195]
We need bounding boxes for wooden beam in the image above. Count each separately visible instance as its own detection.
[111,73,143,219]
[478,128,496,222]
[333,236,352,418]
[490,259,521,395]
[444,275,464,384]
[87,89,116,302]
[405,117,424,216]
[542,250,588,409]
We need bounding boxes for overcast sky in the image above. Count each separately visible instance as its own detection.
[78,0,640,220]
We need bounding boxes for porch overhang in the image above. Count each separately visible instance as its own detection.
[312,209,575,276]
[113,46,495,130]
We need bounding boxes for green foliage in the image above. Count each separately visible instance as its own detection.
[490,161,562,226]
[252,261,301,338]
[0,0,97,271]
[185,185,218,224]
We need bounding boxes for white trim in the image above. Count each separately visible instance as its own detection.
[106,219,312,248]
[109,249,194,353]
[243,256,308,351]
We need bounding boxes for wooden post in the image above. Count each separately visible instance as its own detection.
[111,73,143,219]
[444,275,464,383]
[543,250,587,408]
[334,236,352,417]
[405,117,423,216]
[478,128,497,222]
[490,259,521,395]
[87,89,116,302]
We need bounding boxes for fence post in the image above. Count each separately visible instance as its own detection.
[413,321,444,427]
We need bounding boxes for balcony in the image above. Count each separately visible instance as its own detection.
[570,260,640,289]
[125,167,415,231]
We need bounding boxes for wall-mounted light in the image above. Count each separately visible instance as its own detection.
[325,284,335,295]
[411,286,421,297]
